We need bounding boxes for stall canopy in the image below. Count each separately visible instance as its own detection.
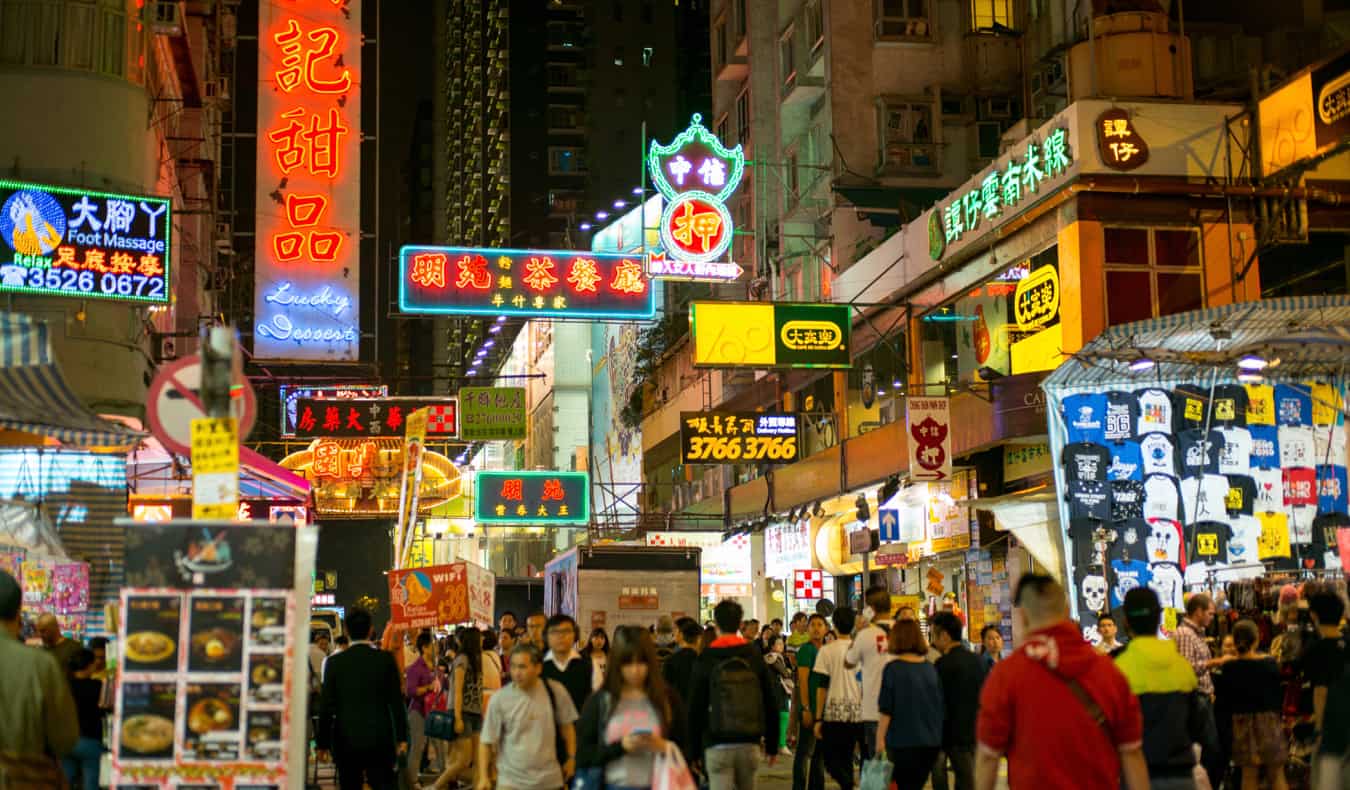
[0,313,143,448]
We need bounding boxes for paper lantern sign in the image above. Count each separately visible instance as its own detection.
[794,568,824,600]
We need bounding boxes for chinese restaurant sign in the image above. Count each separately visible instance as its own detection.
[690,301,851,369]
[1096,109,1150,171]
[474,471,590,526]
[255,0,361,361]
[458,387,527,441]
[930,127,1072,261]
[279,383,388,437]
[398,246,654,320]
[680,411,800,464]
[647,114,746,271]
[292,397,458,439]
[0,179,170,304]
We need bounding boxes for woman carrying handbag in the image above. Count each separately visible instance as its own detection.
[429,629,485,790]
[575,626,689,790]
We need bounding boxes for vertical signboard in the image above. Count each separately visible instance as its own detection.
[907,397,952,482]
[255,0,361,361]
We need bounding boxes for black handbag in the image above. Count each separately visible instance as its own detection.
[425,704,458,741]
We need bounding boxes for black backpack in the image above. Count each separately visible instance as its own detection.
[707,654,763,741]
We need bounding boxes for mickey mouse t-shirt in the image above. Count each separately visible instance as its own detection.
[1063,442,1111,481]
[1249,425,1280,470]
[1135,388,1174,436]
[1108,441,1144,482]
[1064,394,1109,444]
[1211,385,1249,426]
[1139,432,1178,477]
[1103,391,1138,443]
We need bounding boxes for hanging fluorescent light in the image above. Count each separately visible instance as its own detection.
[1238,372,1264,384]
[1237,354,1276,371]
[613,199,626,209]
[632,186,644,195]
[595,211,609,220]
[1128,357,1155,373]
[579,222,592,231]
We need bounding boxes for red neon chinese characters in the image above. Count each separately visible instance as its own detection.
[385,405,405,432]
[273,20,353,95]
[137,255,164,277]
[55,247,77,270]
[408,253,448,289]
[345,407,364,432]
[274,233,304,262]
[267,108,349,178]
[312,441,343,479]
[322,406,341,432]
[523,257,559,291]
[609,259,647,295]
[541,478,566,501]
[670,199,724,254]
[500,478,523,501]
[566,258,601,293]
[109,252,135,275]
[286,194,326,227]
[297,406,317,433]
[309,231,342,262]
[455,254,491,290]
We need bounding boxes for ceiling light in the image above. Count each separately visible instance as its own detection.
[632,186,644,195]
[484,340,494,348]
[579,222,592,231]
[489,325,502,334]
[1238,372,1263,384]
[1237,354,1268,371]
[892,379,902,389]
[613,199,626,209]
[1128,357,1156,373]
[495,315,507,324]
[596,211,609,220]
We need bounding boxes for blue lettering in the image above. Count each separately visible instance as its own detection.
[263,281,351,316]
[255,312,357,345]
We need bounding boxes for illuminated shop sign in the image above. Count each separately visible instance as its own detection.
[279,383,389,437]
[1096,109,1150,171]
[292,398,458,439]
[0,179,170,304]
[458,387,527,441]
[645,251,743,283]
[398,246,654,320]
[690,301,852,369]
[931,127,1071,260]
[254,0,361,361]
[473,471,590,526]
[647,114,746,273]
[680,412,800,464]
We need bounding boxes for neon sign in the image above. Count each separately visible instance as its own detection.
[0,179,170,304]
[293,398,458,439]
[932,127,1071,260]
[647,114,745,269]
[279,383,389,437]
[398,246,655,320]
[474,471,590,526]
[255,0,360,361]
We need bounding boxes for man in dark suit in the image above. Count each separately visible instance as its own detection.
[316,608,408,790]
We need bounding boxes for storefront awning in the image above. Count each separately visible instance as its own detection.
[0,313,144,449]
[961,490,1064,582]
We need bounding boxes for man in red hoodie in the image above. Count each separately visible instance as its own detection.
[974,573,1149,790]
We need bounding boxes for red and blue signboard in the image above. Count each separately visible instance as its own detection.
[0,179,170,304]
[398,246,654,320]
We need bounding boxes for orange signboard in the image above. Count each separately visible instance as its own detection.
[387,561,494,630]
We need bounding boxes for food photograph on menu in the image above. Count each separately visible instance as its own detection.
[117,682,177,761]
[122,595,183,673]
[248,596,287,647]
[187,596,245,673]
[246,653,285,706]
[181,682,242,761]
[244,710,283,762]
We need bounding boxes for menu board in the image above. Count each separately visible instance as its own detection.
[113,522,301,789]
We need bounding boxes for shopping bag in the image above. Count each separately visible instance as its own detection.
[860,757,893,790]
[653,744,697,790]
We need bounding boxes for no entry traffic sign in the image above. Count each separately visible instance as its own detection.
[146,354,256,456]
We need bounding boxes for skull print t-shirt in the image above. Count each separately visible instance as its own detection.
[1074,566,1110,617]
[1064,394,1109,444]
[1063,442,1111,481]
[1135,388,1174,436]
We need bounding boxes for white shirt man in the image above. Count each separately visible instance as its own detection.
[845,590,896,758]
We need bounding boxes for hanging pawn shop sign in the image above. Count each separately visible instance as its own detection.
[646,114,746,281]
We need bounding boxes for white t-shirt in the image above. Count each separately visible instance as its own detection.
[1144,475,1181,521]
[1252,467,1284,513]
[1180,474,1228,525]
[1279,425,1316,468]
[1140,433,1177,477]
[1288,504,1316,543]
[1136,389,1173,436]
[811,638,862,723]
[1217,427,1253,476]
[844,620,895,722]
[1227,515,1262,566]
[1314,423,1348,467]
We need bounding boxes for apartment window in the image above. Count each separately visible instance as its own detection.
[1,0,132,77]
[714,21,728,71]
[613,0,623,20]
[806,1,825,56]
[715,114,730,145]
[976,121,1001,159]
[614,45,625,66]
[1104,227,1204,327]
[733,0,747,39]
[548,147,587,175]
[547,105,581,129]
[736,86,750,144]
[547,63,579,87]
[784,146,800,205]
[874,0,931,40]
[970,0,1015,31]
[880,100,936,170]
[779,27,796,93]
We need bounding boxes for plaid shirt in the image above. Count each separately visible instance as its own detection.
[1174,619,1214,695]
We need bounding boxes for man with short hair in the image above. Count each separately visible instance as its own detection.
[476,642,578,790]
[0,570,78,765]
[929,611,986,790]
[309,630,332,692]
[1115,587,1214,789]
[974,573,1148,790]
[36,612,81,681]
[526,611,547,650]
[791,614,828,790]
[542,614,591,712]
[786,612,810,657]
[499,611,518,636]
[845,585,896,760]
[317,607,409,790]
[687,600,781,790]
[1174,592,1226,787]
[1304,590,1348,733]
[741,619,761,653]
[664,618,704,701]
[1096,614,1124,655]
[812,607,864,790]
[769,618,784,637]
[655,614,678,665]
[499,626,517,657]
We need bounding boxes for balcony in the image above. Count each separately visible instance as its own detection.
[782,73,825,106]
[875,142,942,177]
[716,53,749,82]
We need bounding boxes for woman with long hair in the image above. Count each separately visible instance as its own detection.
[430,628,485,790]
[576,625,687,790]
[1215,619,1289,790]
[584,627,611,691]
[763,633,793,754]
[876,620,943,790]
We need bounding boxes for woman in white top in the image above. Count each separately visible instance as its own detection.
[583,627,610,691]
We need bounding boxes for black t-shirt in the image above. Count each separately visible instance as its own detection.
[934,645,986,747]
[1301,635,1350,690]
[1110,480,1146,521]
[1225,475,1257,517]
[1069,517,1129,565]
[1192,521,1231,562]
[1103,391,1139,443]
[1215,657,1283,714]
[1173,385,1211,434]
[1068,480,1112,521]
[1319,673,1350,756]
[71,676,104,740]
[1211,384,1250,426]
[1313,512,1350,549]
[1063,442,1112,482]
[1177,429,1226,477]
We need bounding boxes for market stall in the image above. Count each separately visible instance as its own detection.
[1042,295,1350,646]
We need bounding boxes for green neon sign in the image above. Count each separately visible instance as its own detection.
[473,471,590,526]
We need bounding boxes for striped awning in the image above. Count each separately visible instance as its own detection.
[1043,295,1350,392]
[0,312,144,448]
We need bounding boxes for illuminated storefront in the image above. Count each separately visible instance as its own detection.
[279,440,463,517]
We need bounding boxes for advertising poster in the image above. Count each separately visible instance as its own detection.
[387,561,494,630]
[113,520,303,788]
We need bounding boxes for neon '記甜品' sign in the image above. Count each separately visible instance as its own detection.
[254,0,361,361]
[398,246,654,320]
[646,115,746,277]
[474,471,590,526]
[0,180,170,304]
[930,127,1072,260]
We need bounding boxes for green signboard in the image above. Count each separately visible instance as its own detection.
[459,386,527,441]
[690,301,852,369]
[474,471,590,526]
